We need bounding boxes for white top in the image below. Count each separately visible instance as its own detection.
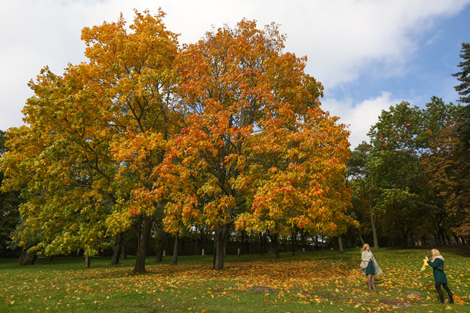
[362,250,373,262]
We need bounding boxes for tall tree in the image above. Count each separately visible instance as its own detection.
[0,10,179,272]
[421,115,470,241]
[153,19,353,269]
[85,10,181,273]
[366,98,460,246]
[1,67,119,266]
[347,142,379,250]
[453,43,470,104]
[452,43,470,151]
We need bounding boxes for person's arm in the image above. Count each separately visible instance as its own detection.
[362,251,371,262]
[426,258,441,269]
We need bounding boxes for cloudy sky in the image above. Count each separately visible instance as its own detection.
[1,0,469,149]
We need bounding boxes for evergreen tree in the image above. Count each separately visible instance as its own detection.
[453,43,470,104]
[452,43,470,151]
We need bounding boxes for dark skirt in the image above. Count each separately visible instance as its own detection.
[365,260,375,275]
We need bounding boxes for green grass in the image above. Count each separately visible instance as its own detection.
[1,248,469,312]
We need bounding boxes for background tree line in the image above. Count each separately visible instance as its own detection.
[347,42,470,251]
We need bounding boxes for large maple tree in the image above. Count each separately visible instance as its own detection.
[152,19,353,269]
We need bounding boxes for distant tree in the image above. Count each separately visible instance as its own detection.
[453,43,470,151]
[366,98,459,246]
[453,43,470,104]
[421,121,470,241]
[347,142,379,250]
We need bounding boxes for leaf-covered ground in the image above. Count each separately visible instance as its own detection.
[1,248,469,312]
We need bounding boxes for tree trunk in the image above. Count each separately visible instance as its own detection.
[133,214,153,273]
[399,223,409,248]
[85,255,91,268]
[172,234,179,265]
[421,235,428,246]
[357,228,365,246]
[370,205,379,251]
[111,233,122,265]
[18,249,37,266]
[213,224,228,270]
[245,232,250,254]
[155,232,167,263]
[120,241,127,260]
[338,236,344,253]
[240,231,246,255]
[259,232,264,255]
[269,232,280,258]
[292,230,297,256]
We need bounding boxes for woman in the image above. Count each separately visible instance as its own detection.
[425,249,454,304]
[360,243,382,289]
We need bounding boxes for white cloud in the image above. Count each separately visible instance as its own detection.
[322,92,400,149]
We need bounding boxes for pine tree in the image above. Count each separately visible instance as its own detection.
[453,43,470,104]
[453,43,470,151]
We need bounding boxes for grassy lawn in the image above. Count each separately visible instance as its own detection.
[1,248,469,312]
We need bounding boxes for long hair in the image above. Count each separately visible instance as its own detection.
[361,243,369,252]
[431,248,441,261]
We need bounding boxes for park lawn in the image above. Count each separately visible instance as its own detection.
[1,248,469,312]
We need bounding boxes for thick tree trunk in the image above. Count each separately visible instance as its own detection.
[172,234,179,265]
[85,255,91,268]
[370,205,379,251]
[213,224,228,270]
[460,236,466,245]
[338,236,344,253]
[133,215,153,273]
[111,233,122,265]
[18,249,37,266]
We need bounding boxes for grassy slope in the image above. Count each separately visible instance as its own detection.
[1,248,469,312]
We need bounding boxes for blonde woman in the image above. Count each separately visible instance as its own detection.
[360,244,382,289]
[424,249,454,304]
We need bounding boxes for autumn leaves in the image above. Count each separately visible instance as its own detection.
[0,10,352,271]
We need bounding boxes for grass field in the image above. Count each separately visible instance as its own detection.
[1,248,469,312]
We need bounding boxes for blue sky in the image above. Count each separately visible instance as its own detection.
[1,0,469,149]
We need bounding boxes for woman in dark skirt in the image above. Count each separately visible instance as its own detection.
[425,249,454,304]
[360,244,382,289]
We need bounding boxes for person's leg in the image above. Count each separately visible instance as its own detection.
[371,275,376,289]
[442,284,454,303]
[367,275,372,289]
[435,283,444,303]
